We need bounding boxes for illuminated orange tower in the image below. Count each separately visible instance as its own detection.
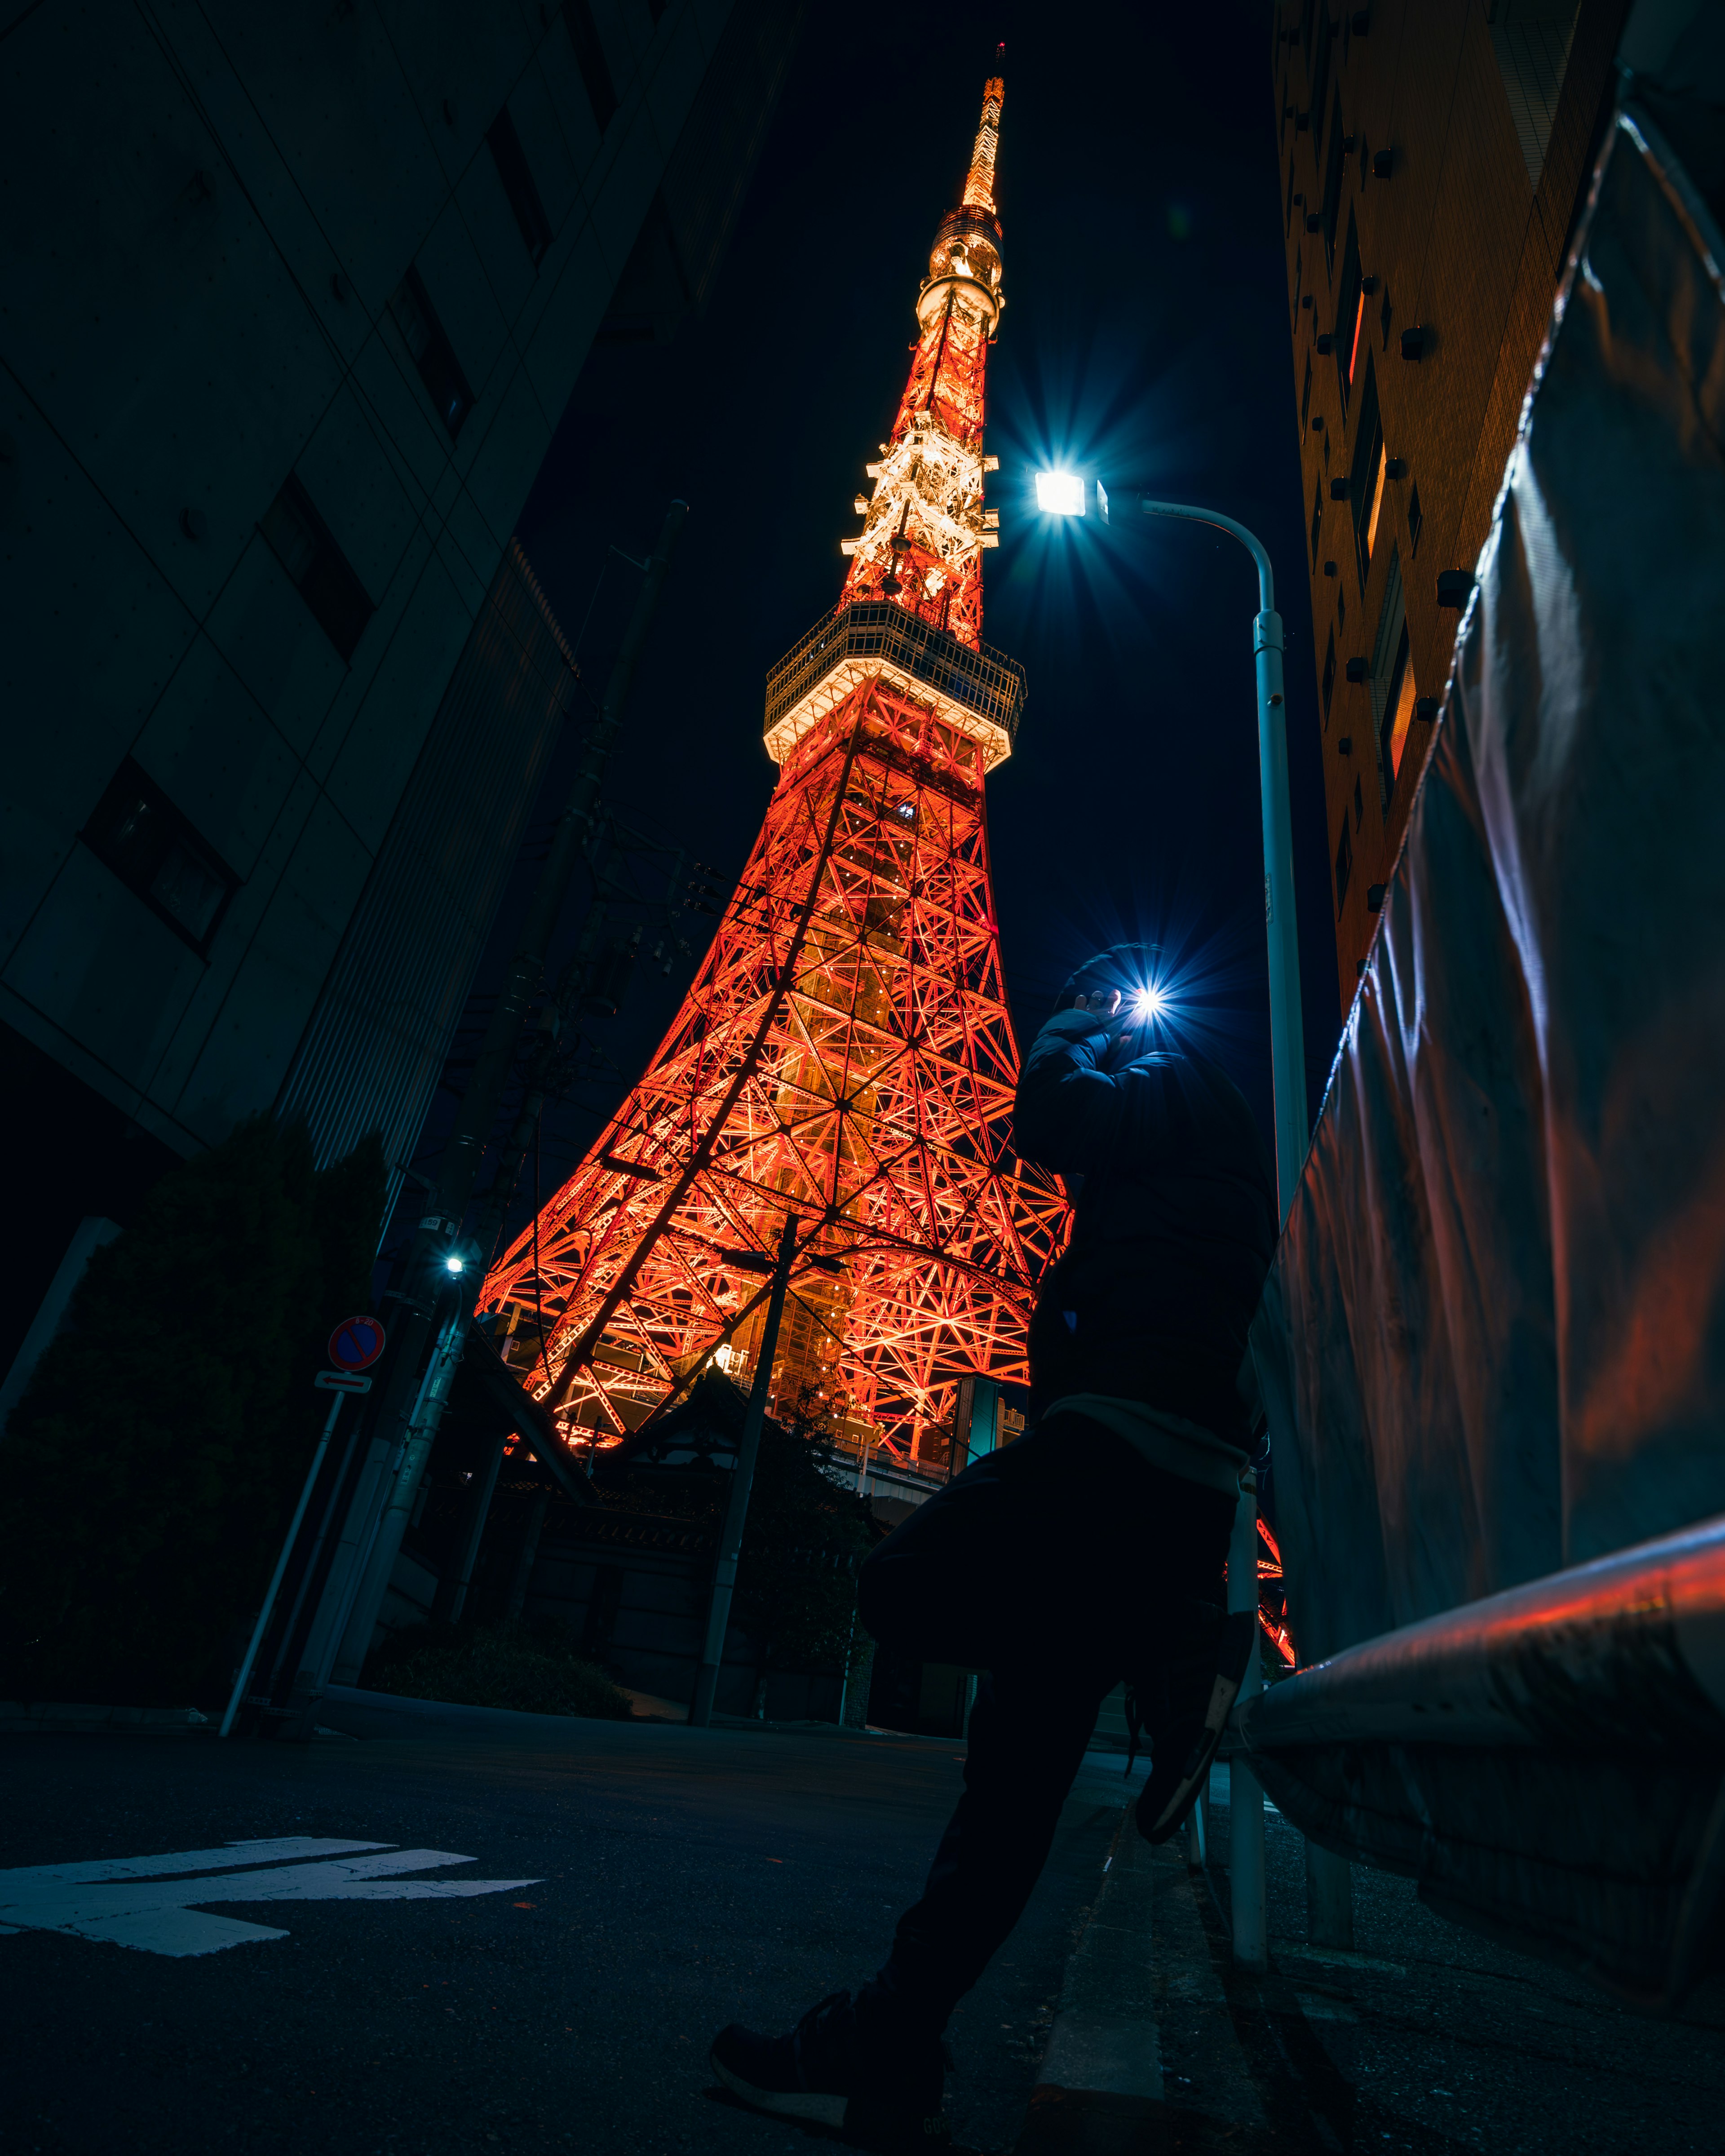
[481,61,1067,1467]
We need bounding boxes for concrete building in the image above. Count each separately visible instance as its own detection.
[1,0,799,1380]
[1273,0,1627,1007]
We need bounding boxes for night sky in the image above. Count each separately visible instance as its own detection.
[412,1,1337,1257]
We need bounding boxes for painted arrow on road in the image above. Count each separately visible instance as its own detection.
[0,1837,540,1956]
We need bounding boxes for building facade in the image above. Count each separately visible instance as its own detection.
[1274,0,1627,1007]
[1,0,798,1377]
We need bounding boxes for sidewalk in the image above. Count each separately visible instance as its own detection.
[1017,1767,1725,2156]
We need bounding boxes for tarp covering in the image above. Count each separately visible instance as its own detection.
[1258,102,1725,1663]
[1245,102,1725,2000]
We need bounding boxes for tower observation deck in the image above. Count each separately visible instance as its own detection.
[481,60,1068,1469]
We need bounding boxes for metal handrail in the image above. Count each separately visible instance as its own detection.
[765,601,1027,748]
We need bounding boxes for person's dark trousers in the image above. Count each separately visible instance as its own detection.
[855,1409,1236,2036]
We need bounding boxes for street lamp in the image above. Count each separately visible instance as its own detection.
[1034,482,1318,1973]
[1038,489,1310,1219]
[1135,499,1309,1221]
[1033,469,1086,516]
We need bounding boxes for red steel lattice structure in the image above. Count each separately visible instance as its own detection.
[482,63,1067,1465]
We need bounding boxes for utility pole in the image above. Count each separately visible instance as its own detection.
[687,1216,799,1729]
[273,502,687,1722]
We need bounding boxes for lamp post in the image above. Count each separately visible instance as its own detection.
[1034,475,1321,1967]
[1134,499,1303,1974]
[1135,500,1308,1221]
[1133,499,1355,1961]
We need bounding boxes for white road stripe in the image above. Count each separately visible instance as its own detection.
[0,1837,387,1890]
[0,1840,541,1957]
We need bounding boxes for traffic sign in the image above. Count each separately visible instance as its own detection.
[327,1315,385,1372]
[314,1369,372,1395]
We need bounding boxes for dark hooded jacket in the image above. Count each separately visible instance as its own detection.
[1013,1007,1277,1447]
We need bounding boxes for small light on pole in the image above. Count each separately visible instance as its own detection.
[1035,470,1086,516]
[445,1255,465,1275]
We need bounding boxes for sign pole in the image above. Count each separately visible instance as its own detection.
[688,1217,799,1728]
[220,1383,357,1738]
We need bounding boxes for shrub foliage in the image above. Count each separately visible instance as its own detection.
[365,1618,633,1720]
[0,1117,385,1706]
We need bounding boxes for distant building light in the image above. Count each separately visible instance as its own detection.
[1035,471,1085,516]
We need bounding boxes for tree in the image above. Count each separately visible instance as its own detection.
[0,1118,385,1705]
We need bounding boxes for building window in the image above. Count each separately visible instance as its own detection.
[1322,628,1337,725]
[80,758,239,953]
[1380,622,1417,796]
[1365,439,1389,562]
[487,108,553,265]
[1311,8,1335,159]
[565,0,618,131]
[1320,92,1346,272]
[1337,583,1346,635]
[1358,133,1369,194]
[258,474,375,661]
[1335,818,1353,912]
[1408,483,1424,555]
[1301,353,1314,436]
[1334,212,1362,419]
[1310,479,1324,568]
[390,267,475,439]
[1379,280,1393,350]
[1368,548,1418,803]
[1348,355,1384,588]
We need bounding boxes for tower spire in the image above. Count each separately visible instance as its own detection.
[961,54,1005,213]
[833,63,1006,655]
[481,73,1064,1475]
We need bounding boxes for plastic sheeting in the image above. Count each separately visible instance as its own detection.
[1245,103,1725,2000]
[1257,103,1725,1665]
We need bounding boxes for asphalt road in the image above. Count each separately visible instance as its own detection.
[0,1694,1137,2156]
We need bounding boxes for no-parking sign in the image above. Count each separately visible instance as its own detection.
[327,1315,386,1372]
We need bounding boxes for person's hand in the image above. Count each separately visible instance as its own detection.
[1073,988,1121,1018]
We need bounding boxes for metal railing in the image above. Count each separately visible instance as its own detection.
[764,602,1027,751]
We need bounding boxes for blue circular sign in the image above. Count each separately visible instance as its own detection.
[328,1315,386,1372]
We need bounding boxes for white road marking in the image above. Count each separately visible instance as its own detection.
[0,1836,387,1890]
[0,1839,540,1956]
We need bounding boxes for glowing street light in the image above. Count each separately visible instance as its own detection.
[1035,469,1086,516]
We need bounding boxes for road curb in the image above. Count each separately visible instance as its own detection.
[0,1702,212,1736]
[1015,1789,1270,2154]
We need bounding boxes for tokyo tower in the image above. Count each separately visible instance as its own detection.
[481,60,1068,1469]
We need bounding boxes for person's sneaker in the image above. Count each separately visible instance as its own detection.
[709,1988,947,2143]
[1135,1608,1257,1845]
